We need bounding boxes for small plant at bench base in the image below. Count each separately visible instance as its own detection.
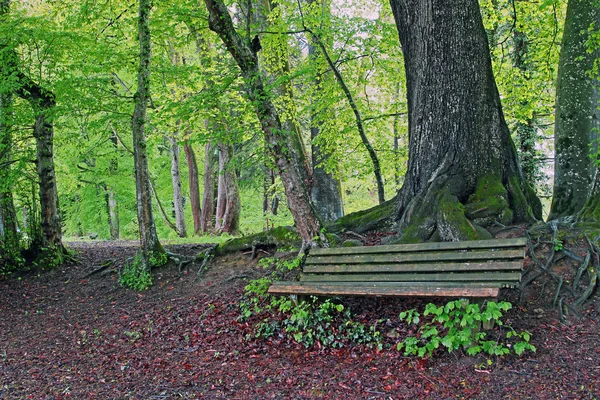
[240,276,383,349]
[397,300,536,358]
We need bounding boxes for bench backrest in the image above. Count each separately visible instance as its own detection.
[302,238,527,289]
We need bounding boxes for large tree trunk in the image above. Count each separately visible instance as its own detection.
[549,0,600,220]
[217,143,241,235]
[390,0,541,243]
[132,0,163,260]
[184,141,202,235]
[204,0,326,249]
[308,33,344,223]
[169,137,187,237]
[201,142,216,233]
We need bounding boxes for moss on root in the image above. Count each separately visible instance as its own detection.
[577,193,600,223]
[437,190,491,241]
[507,175,538,223]
[215,226,301,256]
[465,174,513,226]
[326,197,396,234]
[395,172,540,243]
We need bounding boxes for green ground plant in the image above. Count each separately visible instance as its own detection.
[397,300,536,358]
[119,252,153,291]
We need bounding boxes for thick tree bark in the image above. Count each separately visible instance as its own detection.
[33,94,62,247]
[184,141,202,235]
[549,0,600,220]
[169,137,187,237]
[132,0,163,259]
[390,0,541,242]
[204,0,326,249]
[201,142,216,233]
[217,143,241,235]
[308,37,344,223]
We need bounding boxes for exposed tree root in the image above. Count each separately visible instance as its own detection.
[521,223,600,317]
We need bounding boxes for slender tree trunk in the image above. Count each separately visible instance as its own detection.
[307,30,385,204]
[308,29,344,222]
[201,142,216,233]
[184,141,202,235]
[0,93,19,260]
[215,146,226,231]
[550,0,600,220]
[132,0,163,260]
[169,137,187,237]
[218,143,241,234]
[105,186,119,240]
[204,0,326,249]
[390,0,541,242]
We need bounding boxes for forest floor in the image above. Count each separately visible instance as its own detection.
[0,234,599,399]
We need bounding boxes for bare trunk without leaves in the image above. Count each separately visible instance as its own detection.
[217,143,241,235]
[169,137,187,237]
[132,0,163,259]
[215,147,226,231]
[104,186,119,240]
[184,141,202,235]
[550,0,600,220]
[33,98,62,247]
[204,0,326,249]
[390,0,541,243]
[201,142,216,233]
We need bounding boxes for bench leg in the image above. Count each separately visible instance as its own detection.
[473,298,496,330]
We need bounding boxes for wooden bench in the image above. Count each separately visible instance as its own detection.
[268,238,527,299]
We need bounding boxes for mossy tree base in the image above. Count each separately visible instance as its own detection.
[395,174,539,243]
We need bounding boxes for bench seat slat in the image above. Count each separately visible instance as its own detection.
[304,261,523,274]
[268,283,500,298]
[272,281,512,288]
[306,249,525,266]
[299,271,522,283]
[309,238,527,256]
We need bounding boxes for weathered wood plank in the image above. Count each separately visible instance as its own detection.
[309,238,527,256]
[303,261,522,274]
[299,271,522,283]
[272,280,511,288]
[268,283,500,298]
[305,249,525,265]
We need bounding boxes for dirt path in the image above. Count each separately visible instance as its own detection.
[0,242,598,399]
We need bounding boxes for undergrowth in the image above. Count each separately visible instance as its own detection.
[241,257,536,358]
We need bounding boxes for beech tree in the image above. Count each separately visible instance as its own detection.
[0,0,63,254]
[390,0,542,242]
[204,0,326,249]
[549,0,600,221]
[132,0,164,261]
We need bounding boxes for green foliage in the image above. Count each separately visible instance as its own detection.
[397,300,536,358]
[119,252,153,291]
[253,296,383,349]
